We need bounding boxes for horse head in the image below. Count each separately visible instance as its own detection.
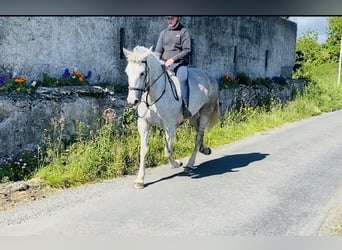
[123,46,153,106]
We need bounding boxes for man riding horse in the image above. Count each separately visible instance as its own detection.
[154,15,192,119]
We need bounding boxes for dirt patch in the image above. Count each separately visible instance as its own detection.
[0,178,59,211]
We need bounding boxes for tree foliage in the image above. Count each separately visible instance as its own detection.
[296,29,322,65]
[325,17,342,62]
[293,17,342,78]
[294,29,325,77]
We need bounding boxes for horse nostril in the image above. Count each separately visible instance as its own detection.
[134,99,139,105]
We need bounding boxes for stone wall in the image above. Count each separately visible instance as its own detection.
[0,17,119,84]
[0,87,127,158]
[0,16,299,158]
[219,79,305,114]
[0,16,297,85]
[0,79,304,159]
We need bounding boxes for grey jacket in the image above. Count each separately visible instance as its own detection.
[154,22,191,66]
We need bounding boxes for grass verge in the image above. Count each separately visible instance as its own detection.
[34,63,342,188]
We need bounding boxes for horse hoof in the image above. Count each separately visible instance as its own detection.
[184,165,196,171]
[133,182,145,189]
[199,147,212,155]
[171,161,183,168]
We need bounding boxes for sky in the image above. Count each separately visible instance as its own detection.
[289,16,328,44]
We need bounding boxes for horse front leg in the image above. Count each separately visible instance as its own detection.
[164,126,182,168]
[134,119,149,189]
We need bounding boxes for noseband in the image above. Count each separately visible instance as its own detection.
[129,60,178,107]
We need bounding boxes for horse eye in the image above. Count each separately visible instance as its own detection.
[140,72,145,76]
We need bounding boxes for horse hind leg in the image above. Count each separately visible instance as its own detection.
[165,127,183,168]
[197,102,220,155]
[189,113,212,156]
[185,113,210,169]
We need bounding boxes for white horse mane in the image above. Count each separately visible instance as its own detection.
[125,46,161,64]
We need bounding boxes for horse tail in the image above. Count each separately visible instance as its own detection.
[207,100,221,130]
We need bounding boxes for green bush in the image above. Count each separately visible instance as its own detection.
[236,72,251,85]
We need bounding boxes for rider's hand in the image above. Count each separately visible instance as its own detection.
[165,58,174,67]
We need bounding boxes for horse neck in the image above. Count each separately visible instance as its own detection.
[144,56,166,101]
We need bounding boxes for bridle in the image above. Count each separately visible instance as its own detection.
[128,60,179,108]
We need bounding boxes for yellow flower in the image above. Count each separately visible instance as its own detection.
[72,70,83,82]
[14,76,27,83]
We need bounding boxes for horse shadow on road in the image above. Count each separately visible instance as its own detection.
[144,152,269,188]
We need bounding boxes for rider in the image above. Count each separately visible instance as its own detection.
[154,16,192,119]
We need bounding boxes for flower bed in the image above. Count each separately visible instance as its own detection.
[0,67,92,94]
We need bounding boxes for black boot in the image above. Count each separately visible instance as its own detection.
[182,101,192,119]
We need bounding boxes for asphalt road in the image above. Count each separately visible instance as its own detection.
[0,110,341,236]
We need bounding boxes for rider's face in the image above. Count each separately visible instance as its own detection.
[167,16,179,28]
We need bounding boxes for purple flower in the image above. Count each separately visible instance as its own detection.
[0,75,5,85]
[63,68,71,78]
[85,70,92,79]
[7,72,12,79]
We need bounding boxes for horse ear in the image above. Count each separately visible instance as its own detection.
[122,47,131,58]
[141,47,152,59]
[149,46,153,52]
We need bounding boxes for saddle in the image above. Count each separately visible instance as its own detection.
[165,69,192,119]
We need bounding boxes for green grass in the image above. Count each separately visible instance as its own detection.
[33,62,342,190]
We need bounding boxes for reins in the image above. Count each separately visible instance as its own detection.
[130,60,179,108]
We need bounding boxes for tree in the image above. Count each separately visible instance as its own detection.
[325,17,342,62]
[296,29,322,64]
[294,29,324,77]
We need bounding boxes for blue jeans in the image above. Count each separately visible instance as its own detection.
[169,64,189,107]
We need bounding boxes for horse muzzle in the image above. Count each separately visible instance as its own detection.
[127,99,139,106]
[127,93,140,106]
